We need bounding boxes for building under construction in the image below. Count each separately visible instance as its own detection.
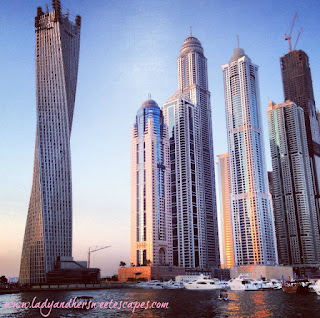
[281,49,320,229]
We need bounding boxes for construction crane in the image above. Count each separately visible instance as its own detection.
[285,12,297,51]
[88,245,111,268]
[285,12,302,52]
[293,27,302,51]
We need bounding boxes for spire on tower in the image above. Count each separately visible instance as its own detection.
[190,26,192,37]
[237,35,239,48]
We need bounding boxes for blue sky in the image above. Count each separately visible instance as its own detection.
[1,0,320,277]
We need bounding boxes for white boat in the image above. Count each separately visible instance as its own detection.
[163,280,184,289]
[184,275,221,290]
[269,279,282,290]
[245,281,261,291]
[136,280,165,289]
[175,274,211,283]
[256,280,273,290]
[312,280,320,295]
[219,281,230,289]
[228,275,260,291]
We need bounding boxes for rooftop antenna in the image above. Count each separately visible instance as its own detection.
[237,35,239,48]
[66,8,69,18]
[285,12,297,52]
[148,93,151,99]
[190,26,192,37]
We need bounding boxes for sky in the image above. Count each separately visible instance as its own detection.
[1,0,320,278]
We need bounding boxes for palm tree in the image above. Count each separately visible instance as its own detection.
[0,276,7,284]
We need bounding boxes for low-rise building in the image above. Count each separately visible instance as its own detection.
[118,266,185,282]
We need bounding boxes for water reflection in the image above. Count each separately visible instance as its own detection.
[1,289,320,317]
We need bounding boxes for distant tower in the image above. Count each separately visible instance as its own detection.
[281,50,320,227]
[267,100,320,265]
[176,34,220,267]
[221,48,277,266]
[20,1,81,284]
[216,153,234,269]
[131,100,172,267]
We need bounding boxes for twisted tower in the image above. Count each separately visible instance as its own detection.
[20,1,81,284]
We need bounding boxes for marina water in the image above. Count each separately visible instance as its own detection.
[2,288,320,317]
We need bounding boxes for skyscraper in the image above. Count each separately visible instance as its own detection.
[281,50,320,225]
[163,92,203,268]
[216,153,234,269]
[175,34,220,267]
[267,100,320,265]
[19,1,81,284]
[221,48,277,266]
[131,99,172,267]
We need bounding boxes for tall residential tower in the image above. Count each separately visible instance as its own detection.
[163,35,220,268]
[222,48,277,266]
[20,1,81,284]
[131,100,172,267]
[281,50,320,226]
[267,100,320,266]
[163,92,202,267]
[216,153,234,269]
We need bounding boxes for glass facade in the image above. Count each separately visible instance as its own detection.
[281,50,320,237]
[173,35,220,268]
[131,100,172,267]
[163,93,201,268]
[268,101,320,265]
[222,48,277,266]
[216,153,235,269]
[20,4,81,284]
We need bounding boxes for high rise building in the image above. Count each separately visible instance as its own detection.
[171,34,220,267]
[221,48,277,266]
[131,99,172,267]
[216,153,234,269]
[281,50,320,226]
[163,92,203,267]
[267,100,320,265]
[19,1,81,284]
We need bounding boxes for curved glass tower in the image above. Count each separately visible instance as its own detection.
[222,48,277,266]
[131,100,172,267]
[19,1,81,284]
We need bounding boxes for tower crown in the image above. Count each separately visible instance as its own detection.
[180,36,203,55]
[140,99,159,109]
[229,48,247,63]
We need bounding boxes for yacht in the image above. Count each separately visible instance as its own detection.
[256,280,273,290]
[184,276,221,290]
[282,279,310,294]
[163,280,184,289]
[228,275,260,291]
[219,281,230,289]
[136,280,165,289]
[312,280,320,295]
[269,279,282,290]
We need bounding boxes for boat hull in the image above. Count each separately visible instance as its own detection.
[184,285,221,290]
[282,283,309,294]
